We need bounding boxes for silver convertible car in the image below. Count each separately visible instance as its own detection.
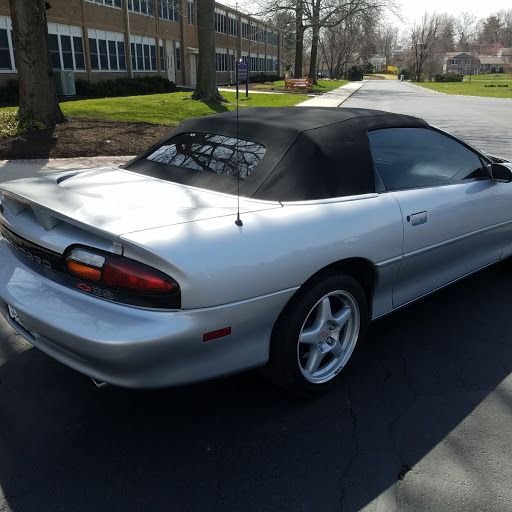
[0,107,511,396]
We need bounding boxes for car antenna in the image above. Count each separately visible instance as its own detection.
[234,30,243,227]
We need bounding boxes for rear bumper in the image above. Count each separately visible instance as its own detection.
[0,240,296,388]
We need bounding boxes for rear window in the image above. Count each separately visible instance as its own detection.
[146,132,266,180]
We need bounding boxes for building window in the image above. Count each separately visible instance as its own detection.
[216,49,227,72]
[0,25,14,71]
[60,35,74,69]
[73,36,85,69]
[241,20,248,39]
[160,0,179,22]
[215,10,226,33]
[188,1,194,24]
[128,0,154,16]
[88,29,126,71]
[87,0,123,8]
[175,42,181,71]
[250,23,257,42]
[130,35,157,71]
[47,23,86,71]
[228,14,238,36]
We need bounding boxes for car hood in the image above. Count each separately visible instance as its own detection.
[0,167,281,237]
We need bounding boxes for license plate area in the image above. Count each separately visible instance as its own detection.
[7,304,35,341]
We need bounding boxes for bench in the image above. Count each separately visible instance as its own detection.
[284,78,313,90]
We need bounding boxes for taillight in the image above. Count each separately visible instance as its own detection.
[65,247,177,295]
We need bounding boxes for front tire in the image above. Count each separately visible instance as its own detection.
[266,273,368,397]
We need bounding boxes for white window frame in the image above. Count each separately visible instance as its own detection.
[241,19,249,40]
[187,0,194,25]
[88,28,126,72]
[47,23,86,72]
[0,15,15,73]
[130,34,157,72]
[159,0,179,22]
[215,8,226,34]
[128,0,154,17]
[216,47,227,72]
[86,0,123,9]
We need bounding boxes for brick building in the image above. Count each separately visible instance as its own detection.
[0,0,282,87]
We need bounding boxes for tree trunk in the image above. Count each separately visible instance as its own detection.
[192,0,223,102]
[294,0,304,78]
[9,0,64,127]
[308,0,321,85]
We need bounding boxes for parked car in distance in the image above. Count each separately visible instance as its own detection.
[0,107,511,396]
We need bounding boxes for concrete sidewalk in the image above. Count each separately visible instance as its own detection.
[0,155,133,183]
[297,81,365,107]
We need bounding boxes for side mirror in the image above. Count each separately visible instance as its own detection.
[489,163,512,183]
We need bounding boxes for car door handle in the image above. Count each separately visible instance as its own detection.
[407,211,427,226]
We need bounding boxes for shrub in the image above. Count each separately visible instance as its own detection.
[0,80,19,107]
[75,76,177,98]
[248,73,282,84]
[399,69,412,80]
[0,110,46,137]
[434,73,464,82]
[345,66,364,81]
[362,62,374,74]
[0,76,177,106]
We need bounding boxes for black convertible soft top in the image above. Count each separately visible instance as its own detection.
[127,107,428,201]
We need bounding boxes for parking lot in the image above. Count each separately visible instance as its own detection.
[1,81,512,511]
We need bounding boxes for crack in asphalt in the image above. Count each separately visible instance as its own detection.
[338,376,359,512]
[385,343,418,510]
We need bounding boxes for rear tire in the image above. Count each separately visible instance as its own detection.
[266,273,368,397]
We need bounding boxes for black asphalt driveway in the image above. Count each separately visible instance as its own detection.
[1,82,512,511]
[343,80,512,160]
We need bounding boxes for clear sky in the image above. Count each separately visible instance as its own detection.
[221,0,510,27]
[395,0,510,26]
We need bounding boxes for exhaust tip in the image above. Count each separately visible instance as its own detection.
[91,377,108,389]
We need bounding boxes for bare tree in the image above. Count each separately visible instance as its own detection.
[192,0,224,102]
[9,0,64,128]
[256,0,396,81]
[320,16,364,77]
[454,12,478,50]
[410,13,444,82]
[304,0,397,84]
[374,23,399,64]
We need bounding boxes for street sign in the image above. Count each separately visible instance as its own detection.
[236,60,249,98]
[237,61,248,82]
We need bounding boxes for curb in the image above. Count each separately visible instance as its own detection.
[296,81,365,108]
[0,155,134,169]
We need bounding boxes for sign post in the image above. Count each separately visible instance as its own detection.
[237,60,248,98]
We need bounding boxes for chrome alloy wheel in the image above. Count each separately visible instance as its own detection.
[297,290,360,384]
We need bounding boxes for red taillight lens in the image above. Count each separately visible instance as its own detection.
[65,248,177,295]
[102,259,176,293]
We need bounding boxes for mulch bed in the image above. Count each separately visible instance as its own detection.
[0,119,171,160]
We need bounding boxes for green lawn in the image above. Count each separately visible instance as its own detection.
[0,90,308,134]
[253,79,348,93]
[419,75,512,98]
[464,73,512,81]
[61,90,308,125]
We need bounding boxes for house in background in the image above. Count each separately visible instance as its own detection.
[442,52,480,75]
[368,55,386,72]
[479,56,505,73]
[497,48,512,64]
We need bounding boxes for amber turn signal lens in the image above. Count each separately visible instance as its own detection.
[66,260,102,282]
